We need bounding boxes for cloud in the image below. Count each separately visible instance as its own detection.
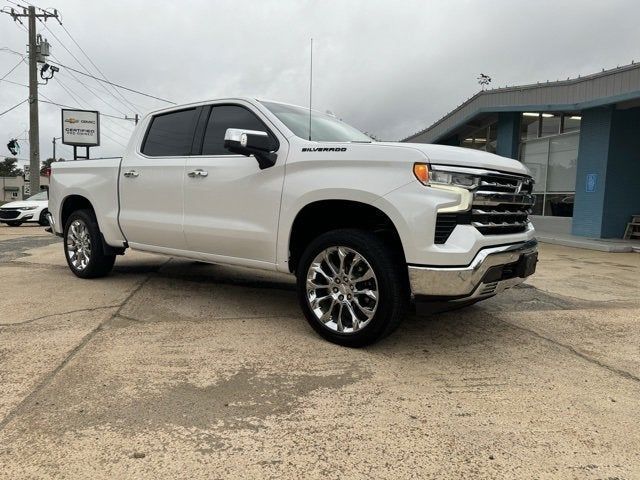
[1,0,639,163]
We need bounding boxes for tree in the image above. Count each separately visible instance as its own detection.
[0,158,22,177]
[40,158,56,176]
[40,157,65,175]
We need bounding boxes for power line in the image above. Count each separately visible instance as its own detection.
[59,21,142,113]
[48,59,176,105]
[0,98,28,116]
[29,6,154,112]
[52,60,127,116]
[5,0,34,7]
[0,47,26,57]
[35,16,138,116]
[0,69,134,126]
[0,72,135,125]
[38,98,133,122]
[0,57,23,80]
[4,11,175,107]
[53,73,133,136]
[0,77,28,87]
[41,91,127,148]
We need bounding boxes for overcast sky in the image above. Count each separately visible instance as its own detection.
[1,0,640,165]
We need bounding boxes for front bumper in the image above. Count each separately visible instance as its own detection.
[0,210,34,222]
[408,240,538,300]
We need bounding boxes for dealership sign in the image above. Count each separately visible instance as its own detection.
[61,109,100,146]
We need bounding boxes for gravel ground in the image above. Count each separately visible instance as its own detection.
[0,223,639,479]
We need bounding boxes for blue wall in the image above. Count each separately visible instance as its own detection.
[572,106,640,238]
[496,112,521,159]
[601,107,640,237]
[572,107,613,237]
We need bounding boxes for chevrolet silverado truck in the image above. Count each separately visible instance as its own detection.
[47,98,537,347]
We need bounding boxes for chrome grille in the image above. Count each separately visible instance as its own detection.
[472,173,534,235]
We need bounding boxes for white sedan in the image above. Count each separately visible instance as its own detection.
[0,191,49,227]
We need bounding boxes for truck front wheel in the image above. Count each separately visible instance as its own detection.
[63,209,115,279]
[296,229,409,347]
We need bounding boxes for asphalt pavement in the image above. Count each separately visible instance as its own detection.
[0,223,639,479]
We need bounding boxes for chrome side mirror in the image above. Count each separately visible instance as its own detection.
[224,128,277,169]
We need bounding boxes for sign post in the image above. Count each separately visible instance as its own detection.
[61,109,100,160]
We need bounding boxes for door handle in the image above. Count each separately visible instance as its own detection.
[123,170,139,178]
[187,169,208,178]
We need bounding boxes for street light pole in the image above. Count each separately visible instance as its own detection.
[52,136,61,159]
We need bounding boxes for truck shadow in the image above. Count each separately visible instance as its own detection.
[110,256,625,353]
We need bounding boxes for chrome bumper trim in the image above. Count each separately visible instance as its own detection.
[408,240,537,298]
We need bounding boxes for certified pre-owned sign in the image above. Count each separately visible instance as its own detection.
[61,109,100,146]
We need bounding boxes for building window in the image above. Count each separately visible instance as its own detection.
[520,131,579,217]
[521,113,540,140]
[540,113,561,136]
[562,114,581,133]
[521,112,581,139]
[461,121,497,152]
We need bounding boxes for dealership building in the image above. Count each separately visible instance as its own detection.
[403,63,640,239]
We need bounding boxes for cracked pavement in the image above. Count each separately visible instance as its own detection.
[0,223,639,479]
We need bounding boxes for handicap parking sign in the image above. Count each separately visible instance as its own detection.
[586,173,597,193]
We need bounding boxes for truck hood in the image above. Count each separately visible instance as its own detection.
[378,142,531,176]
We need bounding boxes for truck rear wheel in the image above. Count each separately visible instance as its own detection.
[296,229,409,347]
[63,209,115,279]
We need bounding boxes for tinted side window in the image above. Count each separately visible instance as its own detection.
[142,108,198,157]
[201,105,276,156]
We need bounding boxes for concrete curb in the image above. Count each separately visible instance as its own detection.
[536,234,637,253]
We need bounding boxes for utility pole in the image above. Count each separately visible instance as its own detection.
[28,6,40,193]
[4,6,59,193]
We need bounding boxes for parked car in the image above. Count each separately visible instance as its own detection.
[0,190,49,227]
[47,98,537,346]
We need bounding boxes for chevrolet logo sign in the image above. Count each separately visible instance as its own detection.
[65,118,79,124]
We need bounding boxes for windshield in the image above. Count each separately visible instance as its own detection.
[27,191,48,201]
[261,101,372,143]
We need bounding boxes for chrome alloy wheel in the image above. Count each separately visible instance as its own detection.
[66,219,92,271]
[306,246,379,333]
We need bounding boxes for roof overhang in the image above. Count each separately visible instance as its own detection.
[403,63,640,144]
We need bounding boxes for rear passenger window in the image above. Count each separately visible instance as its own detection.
[142,108,198,157]
[201,105,277,156]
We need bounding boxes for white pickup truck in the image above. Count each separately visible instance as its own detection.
[48,98,537,346]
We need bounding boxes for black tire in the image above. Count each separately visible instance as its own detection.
[6,221,23,227]
[296,229,409,347]
[38,209,50,227]
[63,209,116,279]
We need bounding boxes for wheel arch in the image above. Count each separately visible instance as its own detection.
[61,195,125,255]
[287,199,407,274]
[60,194,95,229]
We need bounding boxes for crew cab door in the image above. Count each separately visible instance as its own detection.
[118,107,200,250]
[183,102,287,265]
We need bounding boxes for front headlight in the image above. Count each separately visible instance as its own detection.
[413,163,480,189]
[17,206,37,211]
[430,170,479,189]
